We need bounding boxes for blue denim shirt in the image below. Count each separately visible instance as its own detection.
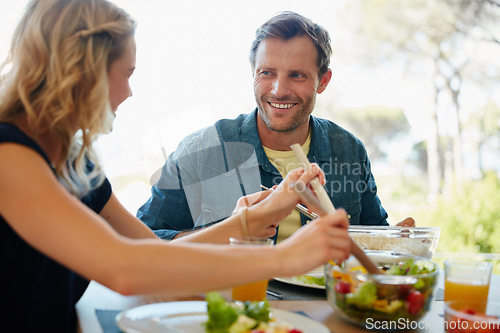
[137,109,389,240]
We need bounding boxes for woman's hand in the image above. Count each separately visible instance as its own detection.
[276,209,350,277]
[232,189,272,216]
[232,164,325,238]
[261,164,325,222]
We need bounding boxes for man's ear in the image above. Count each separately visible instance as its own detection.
[317,68,332,94]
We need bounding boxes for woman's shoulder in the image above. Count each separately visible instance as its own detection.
[0,122,52,165]
[0,123,28,142]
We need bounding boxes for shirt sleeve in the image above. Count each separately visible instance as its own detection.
[359,156,389,226]
[137,151,196,240]
[80,177,112,214]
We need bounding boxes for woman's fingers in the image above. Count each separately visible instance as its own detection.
[247,163,328,238]
[321,221,350,262]
[233,189,272,214]
[274,163,325,199]
[289,163,323,182]
[253,225,278,238]
[316,210,350,261]
[278,209,351,276]
[327,208,349,229]
[307,163,325,185]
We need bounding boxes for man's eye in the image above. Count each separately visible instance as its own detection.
[261,71,272,76]
[291,73,305,78]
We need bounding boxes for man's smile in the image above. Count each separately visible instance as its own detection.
[268,102,297,109]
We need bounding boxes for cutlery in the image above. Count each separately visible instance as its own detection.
[266,289,283,299]
[290,144,384,275]
[260,184,319,220]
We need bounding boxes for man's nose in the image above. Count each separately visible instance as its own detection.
[271,75,290,98]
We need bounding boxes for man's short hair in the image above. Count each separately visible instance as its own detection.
[249,11,332,78]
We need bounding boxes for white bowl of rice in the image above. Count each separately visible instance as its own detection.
[348,226,440,259]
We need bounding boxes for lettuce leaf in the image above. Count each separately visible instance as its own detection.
[295,274,325,286]
[244,300,270,323]
[204,292,239,333]
[204,292,271,333]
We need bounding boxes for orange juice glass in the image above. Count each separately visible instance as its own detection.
[231,279,269,302]
[230,237,274,302]
[444,259,492,313]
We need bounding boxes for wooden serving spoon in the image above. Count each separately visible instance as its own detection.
[291,144,384,275]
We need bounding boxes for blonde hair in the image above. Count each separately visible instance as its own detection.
[0,0,136,197]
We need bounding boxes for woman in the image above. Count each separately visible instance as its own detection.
[0,0,350,331]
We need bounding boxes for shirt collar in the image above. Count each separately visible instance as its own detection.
[308,115,334,164]
[241,108,333,171]
[241,109,274,172]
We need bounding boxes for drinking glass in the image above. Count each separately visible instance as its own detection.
[230,237,274,302]
[444,259,492,312]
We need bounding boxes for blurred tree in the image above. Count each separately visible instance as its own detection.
[466,100,500,175]
[317,105,410,161]
[336,0,500,197]
[430,171,500,254]
[409,141,428,174]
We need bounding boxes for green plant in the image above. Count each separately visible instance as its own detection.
[431,172,500,254]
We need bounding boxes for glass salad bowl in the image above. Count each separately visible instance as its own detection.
[325,251,439,328]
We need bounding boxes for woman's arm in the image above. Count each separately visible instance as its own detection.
[100,164,326,244]
[99,193,159,239]
[0,144,349,296]
[0,144,280,294]
[175,166,325,244]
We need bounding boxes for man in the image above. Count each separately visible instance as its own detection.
[138,11,414,241]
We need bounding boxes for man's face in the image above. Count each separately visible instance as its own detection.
[252,35,330,133]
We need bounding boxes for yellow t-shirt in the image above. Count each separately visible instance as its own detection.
[263,134,312,243]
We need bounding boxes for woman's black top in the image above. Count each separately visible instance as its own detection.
[0,123,112,332]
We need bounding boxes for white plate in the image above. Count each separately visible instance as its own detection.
[116,301,328,333]
[274,275,325,290]
[274,268,326,290]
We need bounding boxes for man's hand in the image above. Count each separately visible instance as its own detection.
[395,217,415,227]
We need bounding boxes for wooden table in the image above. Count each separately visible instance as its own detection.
[76,273,499,332]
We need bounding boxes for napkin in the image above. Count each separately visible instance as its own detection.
[95,309,123,333]
[266,279,326,301]
[434,287,444,301]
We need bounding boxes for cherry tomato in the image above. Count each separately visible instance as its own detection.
[397,284,412,298]
[288,329,303,333]
[407,290,425,314]
[334,281,351,294]
[461,307,477,315]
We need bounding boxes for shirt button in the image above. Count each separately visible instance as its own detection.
[347,214,351,220]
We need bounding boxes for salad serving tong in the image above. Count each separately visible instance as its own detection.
[290,144,383,275]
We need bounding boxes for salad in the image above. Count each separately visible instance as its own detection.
[293,274,325,287]
[328,257,437,324]
[204,292,302,333]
